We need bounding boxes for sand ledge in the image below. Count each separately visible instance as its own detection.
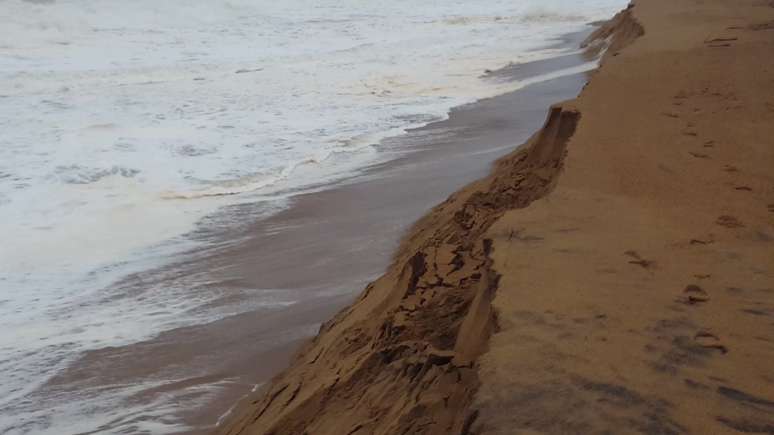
[214,7,640,435]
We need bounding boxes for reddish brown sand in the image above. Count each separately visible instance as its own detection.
[216,0,774,433]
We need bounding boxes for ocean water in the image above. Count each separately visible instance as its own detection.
[0,0,627,433]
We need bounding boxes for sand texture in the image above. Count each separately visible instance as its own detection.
[216,0,774,433]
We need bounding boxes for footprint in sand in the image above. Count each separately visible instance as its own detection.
[704,37,737,48]
[716,215,744,228]
[624,250,655,269]
[672,90,691,106]
[749,21,774,31]
[723,164,739,173]
[680,284,710,305]
[694,331,729,354]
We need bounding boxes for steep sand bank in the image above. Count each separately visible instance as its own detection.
[216,0,774,433]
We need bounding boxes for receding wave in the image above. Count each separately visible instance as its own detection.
[520,11,587,23]
[161,158,319,200]
[53,165,140,185]
[161,137,382,200]
[441,11,585,26]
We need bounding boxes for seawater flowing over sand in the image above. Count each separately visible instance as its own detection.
[0,0,626,433]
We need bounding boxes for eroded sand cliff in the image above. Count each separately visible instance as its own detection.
[217,0,774,433]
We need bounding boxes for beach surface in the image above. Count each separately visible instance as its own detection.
[215,0,774,433]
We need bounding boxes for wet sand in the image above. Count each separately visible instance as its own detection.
[36,32,599,434]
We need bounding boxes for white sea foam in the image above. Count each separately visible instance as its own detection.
[0,0,628,433]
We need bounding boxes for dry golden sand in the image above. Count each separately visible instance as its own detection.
[474,0,774,433]
[216,0,774,433]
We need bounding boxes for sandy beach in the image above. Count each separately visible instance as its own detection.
[215,0,774,433]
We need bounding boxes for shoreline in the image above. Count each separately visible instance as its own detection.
[18,28,606,435]
[200,70,594,432]
[181,34,600,431]
[215,0,774,433]
[211,26,609,435]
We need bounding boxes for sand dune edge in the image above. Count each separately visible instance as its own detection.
[216,0,774,432]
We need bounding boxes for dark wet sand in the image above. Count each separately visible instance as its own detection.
[41,31,598,435]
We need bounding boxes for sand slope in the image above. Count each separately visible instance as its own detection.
[216,0,774,433]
